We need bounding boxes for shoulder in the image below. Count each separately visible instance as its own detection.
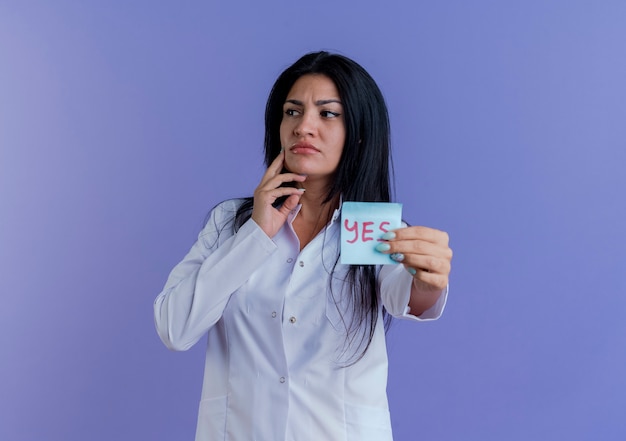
[198,198,249,243]
[212,198,248,218]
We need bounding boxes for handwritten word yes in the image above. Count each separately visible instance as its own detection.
[343,219,390,244]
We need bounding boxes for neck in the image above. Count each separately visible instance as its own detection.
[295,177,338,220]
[291,181,340,250]
[298,190,338,222]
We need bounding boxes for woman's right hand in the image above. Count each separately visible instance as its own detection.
[251,150,307,238]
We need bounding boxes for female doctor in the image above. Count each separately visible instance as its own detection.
[154,51,452,441]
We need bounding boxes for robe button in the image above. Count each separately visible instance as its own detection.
[271,311,277,318]
[279,377,286,383]
[289,316,296,324]
[299,261,304,267]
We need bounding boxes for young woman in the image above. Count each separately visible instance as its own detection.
[154,51,452,441]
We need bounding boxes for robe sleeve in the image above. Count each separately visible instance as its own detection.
[154,200,277,351]
[379,262,448,322]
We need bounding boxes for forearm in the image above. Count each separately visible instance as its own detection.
[408,279,446,317]
[380,263,448,321]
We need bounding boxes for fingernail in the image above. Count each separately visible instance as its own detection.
[390,253,404,262]
[381,232,396,240]
[298,188,305,192]
[406,267,417,276]
[280,147,284,153]
[375,243,391,252]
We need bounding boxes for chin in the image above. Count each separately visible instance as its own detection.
[283,159,305,175]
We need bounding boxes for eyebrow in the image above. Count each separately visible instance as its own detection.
[285,99,342,106]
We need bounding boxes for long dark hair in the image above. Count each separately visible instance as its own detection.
[233,51,394,363]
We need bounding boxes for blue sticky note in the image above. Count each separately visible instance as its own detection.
[340,202,403,265]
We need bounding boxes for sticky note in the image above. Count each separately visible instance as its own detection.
[340,202,403,265]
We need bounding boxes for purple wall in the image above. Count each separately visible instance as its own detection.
[1,1,625,440]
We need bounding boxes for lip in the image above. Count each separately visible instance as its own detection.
[289,142,320,154]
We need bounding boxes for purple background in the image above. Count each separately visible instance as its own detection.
[2,1,625,440]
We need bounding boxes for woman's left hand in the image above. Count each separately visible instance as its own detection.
[377,226,452,293]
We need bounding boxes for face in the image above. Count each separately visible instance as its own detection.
[280,74,346,184]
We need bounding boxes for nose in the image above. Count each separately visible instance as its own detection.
[294,111,316,137]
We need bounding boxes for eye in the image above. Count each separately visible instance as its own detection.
[284,108,301,117]
[321,110,341,118]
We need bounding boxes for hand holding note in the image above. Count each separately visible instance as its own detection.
[377,226,452,292]
[340,201,452,293]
